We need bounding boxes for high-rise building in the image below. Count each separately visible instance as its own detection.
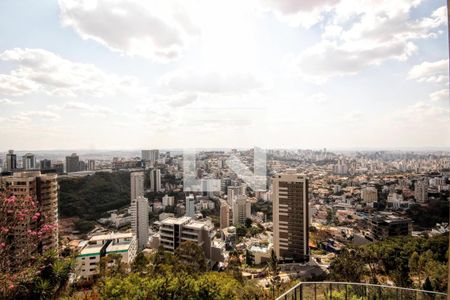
[142,149,159,163]
[227,185,245,205]
[131,196,149,250]
[52,162,64,175]
[232,195,251,225]
[150,168,161,192]
[272,171,309,262]
[185,194,195,217]
[22,153,36,170]
[369,214,412,241]
[220,200,230,229]
[130,172,144,202]
[414,179,428,203]
[40,159,52,171]
[65,153,80,173]
[5,150,17,171]
[0,171,59,265]
[87,160,96,171]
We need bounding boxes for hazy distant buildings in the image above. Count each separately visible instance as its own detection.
[150,168,161,192]
[333,159,348,175]
[227,185,245,205]
[87,160,96,171]
[142,149,159,163]
[40,159,52,170]
[131,196,149,250]
[22,153,36,170]
[65,153,80,173]
[5,150,17,171]
[272,170,309,262]
[130,172,145,202]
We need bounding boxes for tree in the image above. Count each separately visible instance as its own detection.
[174,241,207,273]
[245,249,254,267]
[245,218,252,228]
[328,248,365,283]
[267,249,281,298]
[423,277,433,291]
[131,252,149,274]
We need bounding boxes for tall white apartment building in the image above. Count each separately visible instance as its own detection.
[130,172,145,202]
[131,196,149,250]
[220,200,230,229]
[22,153,36,170]
[227,185,245,205]
[272,170,309,262]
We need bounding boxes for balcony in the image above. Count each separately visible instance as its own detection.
[276,282,447,300]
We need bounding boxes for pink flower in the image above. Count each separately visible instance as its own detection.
[8,284,14,289]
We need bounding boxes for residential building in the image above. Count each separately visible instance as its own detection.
[232,195,251,225]
[40,159,52,171]
[185,194,195,217]
[162,194,175,208]
[414,179,429,203]
[156,216,222,262]
[272,170,309,262]
[87,160,96,171]
[75,232,137,279]
[65,153,80,173]
[130,172,144,202]
[0,171,59,266]
[361,187,378,203]
[369,214,412,241]
[220,200,230,229]
[22,153,36,170]
[142,149,159,163]
[150,168,161,192]
[5,150,17,171]
[131,196,149,250]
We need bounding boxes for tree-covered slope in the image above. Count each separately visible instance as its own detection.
[58,171,130,221]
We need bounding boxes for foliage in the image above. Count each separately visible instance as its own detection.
[245,218,252,228]
[0,250,74,299]
[73,219,95,234]
[327,234,448,292]
[267,249,281,298]
[99,244,264,300]
[251,200,272,221]
[407,200,449,229]
[58,171,131,221]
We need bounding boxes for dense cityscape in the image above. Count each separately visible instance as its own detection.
[0,148,448,298]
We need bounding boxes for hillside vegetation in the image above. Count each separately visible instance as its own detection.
[58,171,130,221]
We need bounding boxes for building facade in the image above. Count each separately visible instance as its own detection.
[65,153,80,173]
[130,172,144,202]
[272,171,309,262]
[150,168,161,192]
[131,196,149,250]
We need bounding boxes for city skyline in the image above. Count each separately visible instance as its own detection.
[0,0,449,150]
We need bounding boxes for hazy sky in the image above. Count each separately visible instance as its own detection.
[0,0,448,150]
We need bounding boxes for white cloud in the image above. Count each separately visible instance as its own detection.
[48,101,114,117]
[260,0,339,28]
[306,92,327,104]
[159,70,264,94]
[292,3,446,82]
[430,89,449,102]
[408,59,449,83]
[0,98,22,105]
[5,110,61,124]
[59,0,200,61]
[0,48,143,97]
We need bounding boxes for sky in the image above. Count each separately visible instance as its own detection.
[0,0,448,150]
